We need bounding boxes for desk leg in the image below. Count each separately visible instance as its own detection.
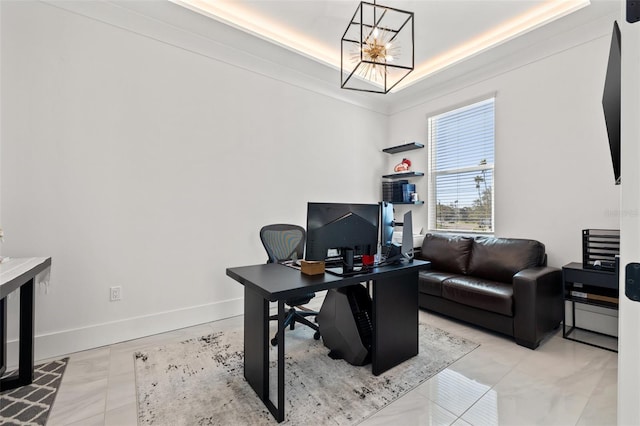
[563,299,575,338]
[1,297,6,378]
[243,288,285,422]
[19,279,35,386]
[244,288,269,401]
[276,300,285,422]
[0,278,35,391]
[372,270,418,376]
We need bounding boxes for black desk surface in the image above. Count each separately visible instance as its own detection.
[227,260,430,301]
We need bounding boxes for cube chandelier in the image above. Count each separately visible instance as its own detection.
[341,1,414,94]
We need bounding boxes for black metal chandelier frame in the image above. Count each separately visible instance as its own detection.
[340,1,414,94]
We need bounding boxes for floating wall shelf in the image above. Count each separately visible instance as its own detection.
[382,142,424,154]
[382,171,424,179]
[392,201,425,205]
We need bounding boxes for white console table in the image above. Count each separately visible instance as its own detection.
[1,257,51,390]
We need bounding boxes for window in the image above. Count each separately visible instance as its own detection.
[427,97,495,233]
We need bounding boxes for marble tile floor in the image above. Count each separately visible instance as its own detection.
[41,302,617,426]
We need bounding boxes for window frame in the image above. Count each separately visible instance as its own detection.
[426,97,495,234]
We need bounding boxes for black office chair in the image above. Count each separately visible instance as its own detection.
[260,224,321,346]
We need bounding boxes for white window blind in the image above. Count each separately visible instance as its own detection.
[427,97,495,233]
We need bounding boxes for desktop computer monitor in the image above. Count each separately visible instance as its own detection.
[382,210,415,264]
[379,202,395,257]
[401,210,414,260]
[305,202,379,275]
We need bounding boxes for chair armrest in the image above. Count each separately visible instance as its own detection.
[512,266,563,349]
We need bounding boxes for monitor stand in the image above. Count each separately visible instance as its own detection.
[325,248,371,277]
[325,267,365,277]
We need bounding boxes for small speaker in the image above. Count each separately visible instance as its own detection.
[625,262,640,301]
[628,0,640,23]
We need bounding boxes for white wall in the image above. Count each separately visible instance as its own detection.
[0,1,386,362]
[1,1,624,362]
[388,30,620,268]
[388,22,621,335]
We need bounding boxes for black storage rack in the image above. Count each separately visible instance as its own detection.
[582,229,620,272]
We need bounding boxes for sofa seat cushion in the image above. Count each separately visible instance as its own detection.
[419,270,462,296]
[468,237,545,283]
[419,233,474,274]
[442,276,513,316]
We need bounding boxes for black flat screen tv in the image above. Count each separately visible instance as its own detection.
[602,21,621,185]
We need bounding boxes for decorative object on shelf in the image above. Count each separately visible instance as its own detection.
[340,0,414,94]
[382,142,424,205]
[394,158,412,172]
[382,181,417,203]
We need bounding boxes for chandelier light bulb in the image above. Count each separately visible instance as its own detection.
[349,22,404,84]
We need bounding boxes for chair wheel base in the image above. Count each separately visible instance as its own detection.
[271,338,278,346]
[313,331,321,340]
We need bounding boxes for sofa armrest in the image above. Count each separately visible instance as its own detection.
[512,266,563,349]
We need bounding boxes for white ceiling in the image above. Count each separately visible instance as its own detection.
[173,0,596,92]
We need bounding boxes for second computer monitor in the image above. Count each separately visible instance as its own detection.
[379,201,395,254]
[401,210,414,260]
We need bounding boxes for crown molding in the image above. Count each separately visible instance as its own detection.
[39,1,620,117]
[385,0,620,114]
[42,0,391,115]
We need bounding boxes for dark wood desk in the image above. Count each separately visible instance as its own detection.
[226,260,430,423]
[1,257,52,391]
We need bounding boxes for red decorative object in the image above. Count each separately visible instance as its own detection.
[394,158,412,172]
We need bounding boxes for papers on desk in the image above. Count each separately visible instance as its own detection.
[280,260,302,271]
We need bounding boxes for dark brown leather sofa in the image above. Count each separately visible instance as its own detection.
[417,233,562,349]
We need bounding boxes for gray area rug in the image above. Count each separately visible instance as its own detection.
[135,323,478,425]
[0,358,68,426]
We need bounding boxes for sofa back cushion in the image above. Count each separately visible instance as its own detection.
[420,233,473,274]
[468,237,545,283]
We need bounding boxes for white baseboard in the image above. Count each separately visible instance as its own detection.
[7,295,610,369]
[5,298,244,368]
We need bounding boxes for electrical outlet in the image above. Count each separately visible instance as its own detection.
[110,286,122,302]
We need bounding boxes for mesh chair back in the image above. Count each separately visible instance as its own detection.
[260,224,306,264]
